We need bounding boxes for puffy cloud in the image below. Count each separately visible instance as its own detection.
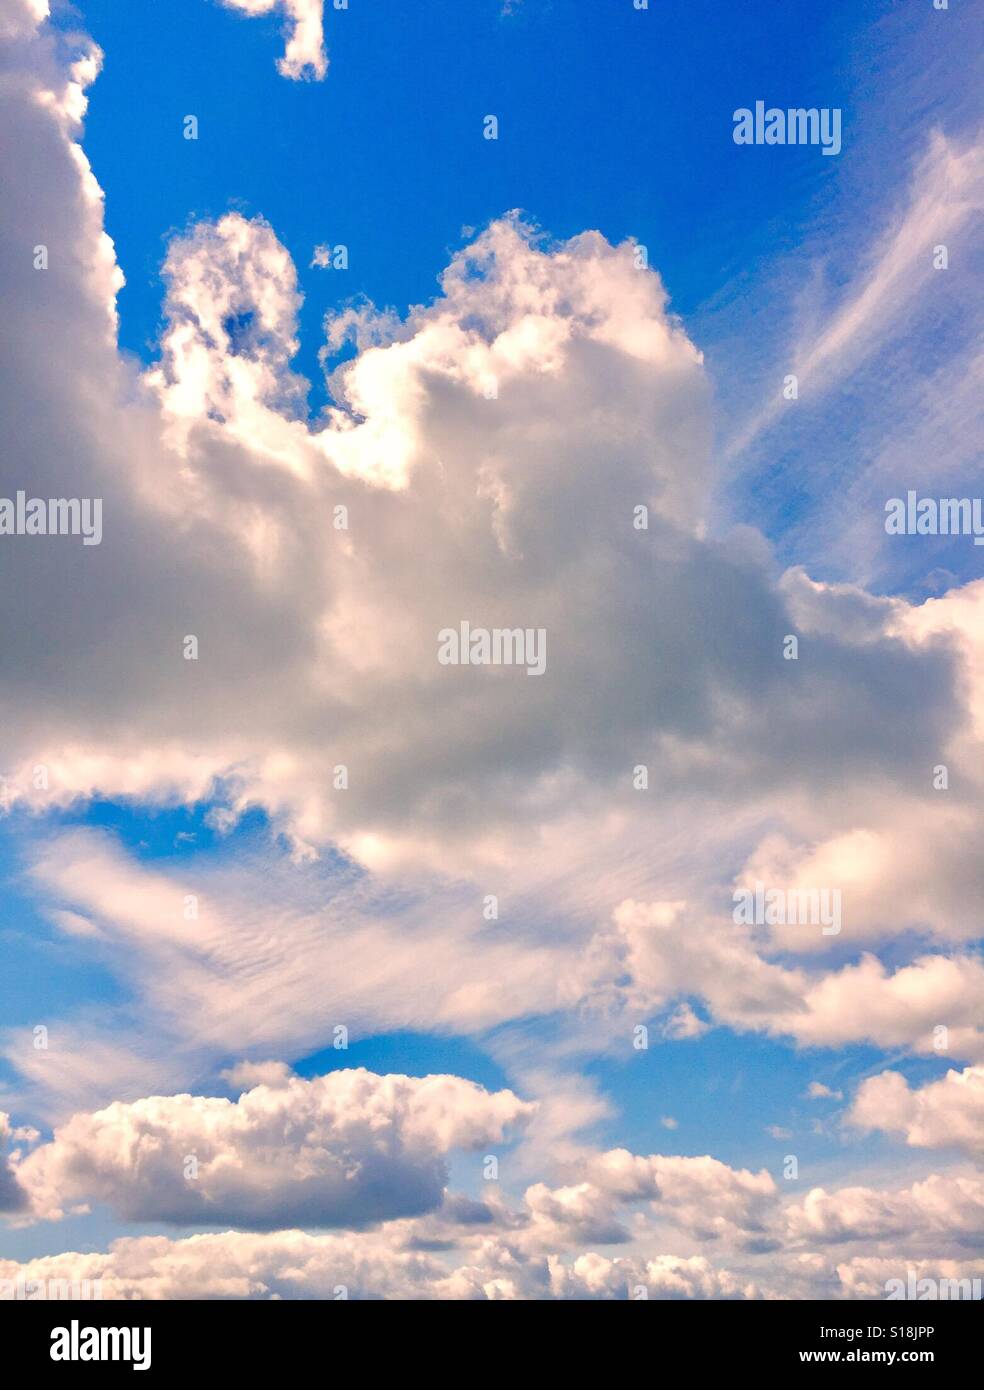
[518,1181,631,1248]
[586,1149,778,1246]
[805,1083,842,1100]
[507,1153,983,1264]
[0,1229,762,1300]
[534,1251,761,1302]
[599,899,804,1027]
[786,1173,984,1247]
[0,0,49,40]
[600,902,984,1062]
[0,18,965,894]
[6,1088,984,1295]
[432,1147,785,1258]
[835,1256,984,1302]
[16,1069,534,1227]
[30,1163,982,1298]
[784,955,984,1061]
[662,1003,711,1040]
[219,1060,293,1090]
[724,568,984,953]
[147,213,306,456]
[848,1067,984,1159]
[0,1229,445,1300]
[736,810,984,951]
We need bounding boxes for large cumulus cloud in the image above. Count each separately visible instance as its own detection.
[849,1066,984,1159]
[0,6,968,891]
[15,1068,533,1227]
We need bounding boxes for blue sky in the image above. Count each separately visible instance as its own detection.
[0,0,981,1299]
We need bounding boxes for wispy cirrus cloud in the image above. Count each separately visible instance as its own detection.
[722,130,984,468]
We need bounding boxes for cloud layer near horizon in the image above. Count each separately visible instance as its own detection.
[4,1064,982,1299]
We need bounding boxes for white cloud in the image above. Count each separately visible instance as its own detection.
[835,1256,984,1301]
[1,45,965,914]
[848,1067,984,1159]
[15,1068,533,1227]
[545,1252,761,1301]
[600,901,984,1062]
[787,1172,984,1246]
[466,1146,781,1255]
[0,1229,446,1300]
[219,1060,293,1090]
[6,1158,980,1298]
[575,1149,779,1251]
[6,1088,984,1296]
[805,1082,842,1101]
[662,1003,710,1040]
[783,955,984,1061]
[0,0,49,40]
[0,1230,763,1300]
